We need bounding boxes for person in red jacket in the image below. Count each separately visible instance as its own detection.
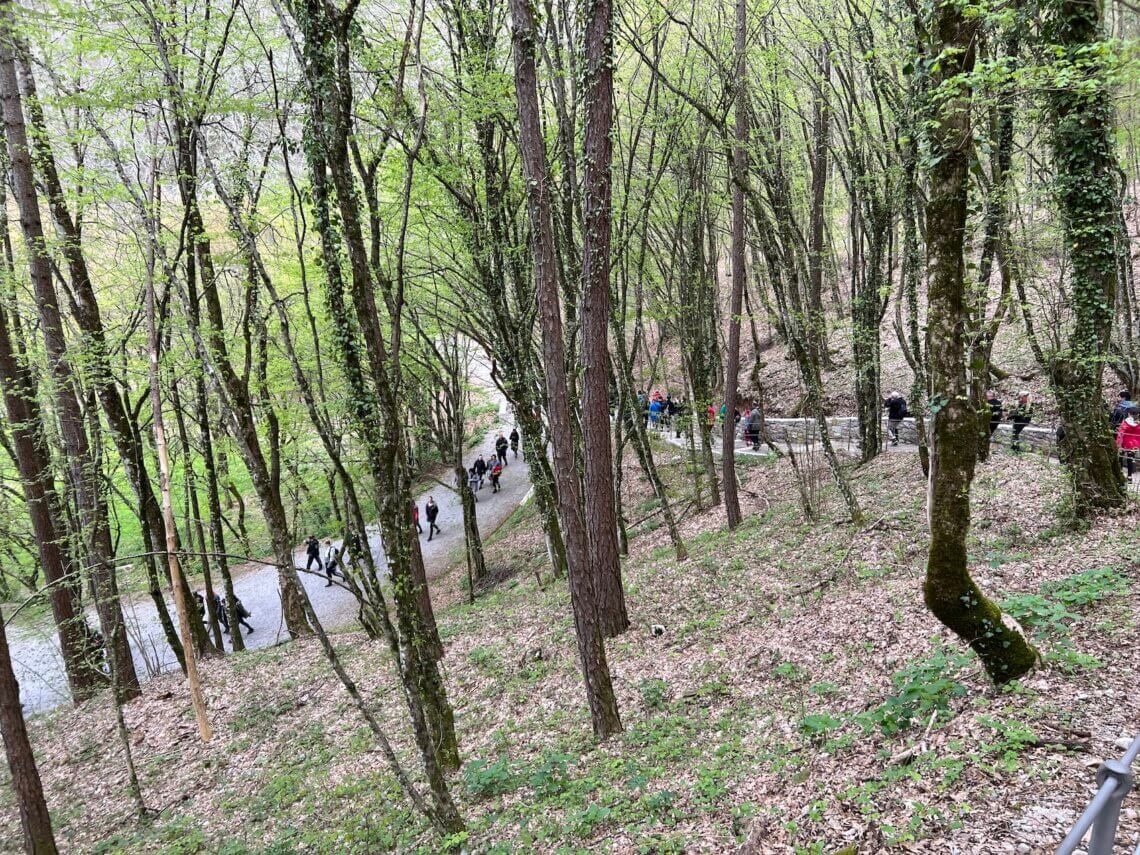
[1115,406,1140,477]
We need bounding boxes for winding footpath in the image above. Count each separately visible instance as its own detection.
[7,361,532,714]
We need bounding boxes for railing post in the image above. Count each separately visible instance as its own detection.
[1088,759,1133,855]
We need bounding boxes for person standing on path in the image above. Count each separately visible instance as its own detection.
[883,391,908,447]
[467,467,480,500]
[304,534,323,572]
[745,406,763,451]
[1010,391,1034,453]
[425,496,441,540]
[474,455,487,490]
[509,427,520,458]
[986,390,1003,438]
[413,504,422,535]
[1116,406,1140,477]
[495,432,509,466]
[489,457,503,493]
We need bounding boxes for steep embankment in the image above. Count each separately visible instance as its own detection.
[2,446,1137,853]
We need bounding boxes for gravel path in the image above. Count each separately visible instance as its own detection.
[8,364,532,714]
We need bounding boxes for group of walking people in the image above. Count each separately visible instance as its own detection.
[194,590,254,636]
[463,429,520,505]
[304,531,363,586]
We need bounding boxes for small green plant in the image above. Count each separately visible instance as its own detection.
[463,757,516,797]
[570,802,612,838]
[528,751,572,797]
[639,677,670,709]
[859,646,969,735]
[798,712,843,743]
[773,661,808,682]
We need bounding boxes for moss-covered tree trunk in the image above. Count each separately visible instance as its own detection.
[1043,0,1126,513]
[923,0,1037,684]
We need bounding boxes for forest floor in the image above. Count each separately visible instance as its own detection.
[2,442,1138,854]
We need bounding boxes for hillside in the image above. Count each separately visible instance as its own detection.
[4,446,1137,853]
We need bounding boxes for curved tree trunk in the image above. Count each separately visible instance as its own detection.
[923,0,1037,684]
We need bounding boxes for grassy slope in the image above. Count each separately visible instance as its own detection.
[2,445,1138,853]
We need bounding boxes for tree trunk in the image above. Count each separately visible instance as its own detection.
[0,24,140,700]
[923,0,1037,684]
[721,0,747,531]
[0,281,98,700]
[510,0,622,739]
[0,604,58,854]
[807,48,831,369]
[1044,0,1127,513]
[580,0,628,638]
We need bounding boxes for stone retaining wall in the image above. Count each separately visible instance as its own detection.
[758,416,1055,453]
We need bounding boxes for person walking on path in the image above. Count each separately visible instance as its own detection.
[986,390,1003,438]
[1116,406,1140,477]
[412,504,422,535]
[509,427,520,458]
[323,540,344,585]
[474,455,487,490]
[304,534,323,572]
[883,391,908,447]
[489,457,503,493]
[228,595,254,634]
[467,467,480,500]
[211,593,229,634]
[1011,391,1034,453]
[425,496,441,540]
[495,432,509,465]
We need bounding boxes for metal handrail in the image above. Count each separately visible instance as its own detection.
[1057,733,1140,854]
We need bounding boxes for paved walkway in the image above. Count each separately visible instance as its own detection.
[7,358,532,714]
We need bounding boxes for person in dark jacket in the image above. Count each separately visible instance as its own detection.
[673,398,686,438]
[473,455,487,490]
[883,391,907,446]
[1110,390,1135,430]
[194,591,206,619]
[304,534,323,572]
[211,592,229,633]
[228,595,253,634]
[745,406,763,451]
[495,433,509,466]
[986,390,1003,437]
[1011,391,1033,452]
[425,496,441,540]
[509,427,520,458]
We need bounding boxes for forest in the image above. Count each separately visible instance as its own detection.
[0,0,1138,848]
